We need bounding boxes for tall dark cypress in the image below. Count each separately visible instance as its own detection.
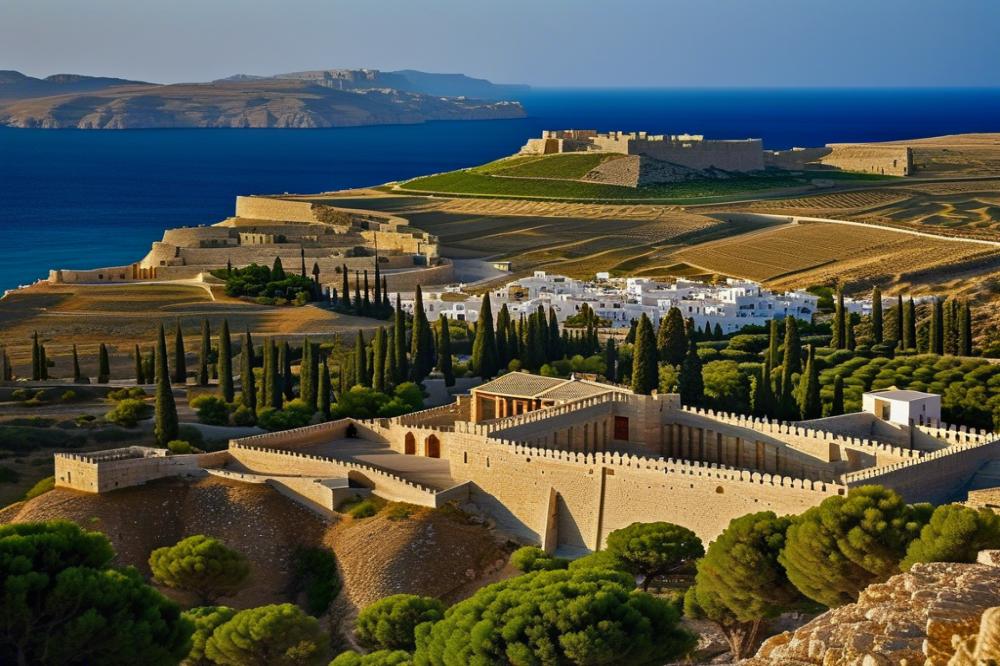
[281,341,293,400]
[382,276,389,313]
[903,297,916,351]
[98,343,110,384]
[437,315,455,387]
[523,313,542,371]
[767,318,780,368]
[495,304,511,368]
[218,319,234,402]
[363,270,371,314]
[603,338,617,382]
[409,285,435,383]
[470,294,499,380]
[341,264,350,311]
[31,332,41,381]
[301,337,314,407]
[373,256,382,309]
[260,338,270,408]
[679,336,704,407]
[154,324,178,445]
[871,285,883,345]
[38,346,47,380]
[394,294,408,382]
[372,327,387,392]
[143,348,155,387]
[657,307,687,365]
[240,331,257,413]
[630,313,658,395]
[134,344,145,384]
[930,298,944,355]
[830,375,845,416]
[267,338,281,409]
[959,299,973,356]
[318,355,331,420]
[354,331,369,388]
[548,307,561,361]
[72,344,82,383]
[798,344,821,419]
[198,319,211,385]
[832,285,845,350]
[353,271,363,313]
[300,245,307,278]
[781,316,802,376]
[173,320,187,384]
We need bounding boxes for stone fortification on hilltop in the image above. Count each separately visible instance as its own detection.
[748,551,1000,666]
[47,195,454,292]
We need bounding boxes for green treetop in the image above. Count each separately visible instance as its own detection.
[204,603,328,666]
[871,285,883,344]
[409,285,435,383]
[372,327,387,393]
[354,331,369,388]
[901,503,1000,570]
[470,294,499,380]
[149,534,250,605]
[679,336,705,407]
[630,313,658,395]
[436,315,454,387]
[604,521,704,591]
[183,605,237,666]
[173,320,187,384]
[155,324,179,445]
[393,294,408,383]
[218,319,234,402]
[657,307,688,365]
[355,594,445,652]
[198,319,211,385]
[798,344,821,419]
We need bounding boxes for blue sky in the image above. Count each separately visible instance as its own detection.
[2,0,998,87]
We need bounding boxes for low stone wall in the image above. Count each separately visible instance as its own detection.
[820,144,912,176]
[54,447,204,493]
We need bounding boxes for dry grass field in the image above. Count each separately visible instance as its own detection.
[879,134,1000,177]
[0,283,386,379]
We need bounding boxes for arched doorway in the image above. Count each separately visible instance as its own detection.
[404,432,416,455]
[424,434,441,459]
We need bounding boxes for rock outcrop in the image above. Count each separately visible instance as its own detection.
[747,551,1000,666]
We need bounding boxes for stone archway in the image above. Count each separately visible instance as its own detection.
[424,434,441,459]
[404,432,416,455]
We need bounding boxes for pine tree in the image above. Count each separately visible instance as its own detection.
[470,294,499,380]
[30,332,41,381]
[372,327,386,393]
[154,324,178,445]
[218,320,234,402]
[134,344,145,384]
[904,297,916,351]
[280,341,293,400]
[679,336,704,406]
[269,338,282,409]
[355,331,369,388]
[831,285,846,350]
[394,294,408,382]
[798,345,821,419]
[930,298,944,355]
[870,285,883,344]
[240,331,257,414]
[604,338,618,381]
[318,355,331,420]
[409,285,435,383]
[272,256,285,280]
[657,307,687,365]
[959,299,973,356]
[437,314,455,387]
[98,343,110,384]
[782,316,801,376]
[198,319,211,385]
[630,314,658,395]
[767,318,780,368]
[72,344,82,383]
[830,375,845,416]
[173,320,186,384]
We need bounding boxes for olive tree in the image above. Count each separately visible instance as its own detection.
[149,534,250,604]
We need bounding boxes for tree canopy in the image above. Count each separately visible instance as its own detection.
[901,503,1000,571]
[604,521,704,590]
[183,605,237,666]
[355,594,445,652]
[204,603,328,666]
[148,534,250,604]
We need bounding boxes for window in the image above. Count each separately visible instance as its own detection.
[613,416,629,440]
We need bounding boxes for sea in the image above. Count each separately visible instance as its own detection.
[3,87,1000,293]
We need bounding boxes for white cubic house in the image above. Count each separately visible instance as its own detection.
[863,389,942,427]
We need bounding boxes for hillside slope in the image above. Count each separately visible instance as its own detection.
[0,70,148,100]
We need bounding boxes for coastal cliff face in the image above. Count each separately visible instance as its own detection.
[0,79,526,129]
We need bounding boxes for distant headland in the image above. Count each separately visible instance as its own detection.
[0,68,528,129]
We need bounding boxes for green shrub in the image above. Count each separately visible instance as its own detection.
[190,394,230,426]
[178,424,205,449]
[291,546,341,615]
[104,398,150,427]
[11,389,30,401]
[0,426,85,452]
[330,650,413,666]
[23,476,54,500]
[568,549,626,572]
[356,594,445,651]
[338,495,380,519]
[60,390,77,402]
[149,534,250,604]
[167,440,193,454]
[107,387,146,401]
[257,405,313,431]
[231,405,256,427]
[509,546,569,573]
[1,417,55,428]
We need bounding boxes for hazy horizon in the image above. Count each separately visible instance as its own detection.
[3,0,999,88]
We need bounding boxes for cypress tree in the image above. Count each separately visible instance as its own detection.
[930,298,944,355]
[362,270,371,314]
[845,314,856,351]
[272,257,285,280]
[495,304,511,368]
[198,319,211,385]
[523,313,542,371]
[218,319,234,402]
[959,299,973,356]
[625,319,637,344]
[657,307,687,365]
[143,348,155,387]
[354,331,369,388]
[904,297,916,351]
[604,338,617,381]
[831,285,845,349]
[679,336,704,406]
[703,321,713,341]
[437,314,455,387]
[372,327,387,393]
[98,343,110,384]
[300,246,306,278]
[39,346,47,380]
[173,320,186,384]
[134,344,144,384]
[798,345,821,419]
[341,265,350,311]
[154,324,178,445]
[281,341,293,400]
[267,338,281,409]
[548,307,561,361]
[871,286,883,344]
[782,316,801,376]
[382,276,389,312]
[712,322,723,340]
[385,325,397,391]
[394,294,408,382]
[409,285,435,383]
[373,257,382,310]
[750,364,767,417]
[830,375,845,416]
[471,293,499,379]
[240,331,257,414]
[767,318,780,368]
[260,338,270,408]
[319,355,331,420]
[301,338,314,405]
[630,314,658,395]
[331,287,339,308]
[353,271,363,313]
[72,344,82,383]
[30,332,41,381]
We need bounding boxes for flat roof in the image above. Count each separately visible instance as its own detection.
[471,371,627,401]
[865,389,939,402]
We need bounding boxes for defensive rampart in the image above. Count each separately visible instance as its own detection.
[820,144,912,176]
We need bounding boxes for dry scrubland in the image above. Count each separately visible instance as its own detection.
[0,283,385,378]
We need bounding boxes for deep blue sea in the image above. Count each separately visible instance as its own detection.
[3,88,1000,292]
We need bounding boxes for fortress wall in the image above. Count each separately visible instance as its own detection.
[820,145,912,176]
[55,449,202,493]
[843,439,1000,505]
[49,265,136,284]
[763,147,833,170]
[235,196,320,223]
[630,139,765,171]
[161,227,236,247]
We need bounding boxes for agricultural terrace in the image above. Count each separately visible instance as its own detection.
[398,167,891,203]
[473,153,623,179]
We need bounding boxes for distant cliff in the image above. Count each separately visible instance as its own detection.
[0,68,527,129]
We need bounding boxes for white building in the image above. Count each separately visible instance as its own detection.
[863,389,942,427]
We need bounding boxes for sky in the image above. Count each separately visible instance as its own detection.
[2,0,999,88]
